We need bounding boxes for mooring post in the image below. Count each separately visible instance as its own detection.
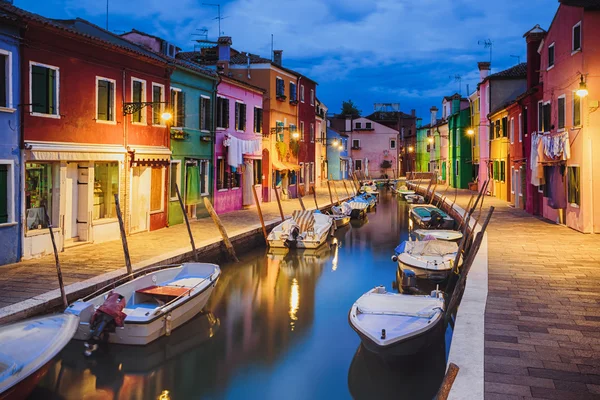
[435,363,460,400]
[203,197,239,262]
[332,179,341,205]
[312,187,319,210]
[274,186,285,222]
[343,180,350,199]
[252,185,268,242]
[114,194,133,276]
[45,208,68,309]
[326,179,335,206]
[175,184,198,261]
[298,193,306,211]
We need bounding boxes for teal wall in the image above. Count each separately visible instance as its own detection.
[448,107,472,189]
[168,68,217,225]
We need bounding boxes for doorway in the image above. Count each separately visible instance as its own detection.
[130,166,150,233]
[64,163,89,245]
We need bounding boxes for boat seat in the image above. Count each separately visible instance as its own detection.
[123,303,159,321]
[162,277,206,288]
[136,285,191,298]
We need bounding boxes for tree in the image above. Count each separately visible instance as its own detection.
[340,99,361,117]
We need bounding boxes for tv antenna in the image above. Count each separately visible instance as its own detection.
[478,39,493,63]
[203,3,228,36]
[449,74,462,94]
[510,55,521,64]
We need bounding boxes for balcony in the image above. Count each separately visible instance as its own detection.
[351,146,361,150]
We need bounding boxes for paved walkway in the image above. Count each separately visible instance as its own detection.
[0,183,354,311]
[435,185,600,400]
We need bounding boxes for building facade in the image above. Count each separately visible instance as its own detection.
[297,76,317,195]
[346,117,399,179]
[447,94,472,189]
[326,127,349,180]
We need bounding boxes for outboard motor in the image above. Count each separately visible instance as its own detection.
[401,269,417,293]
[284,225,300,248]
[427,210,445,229]
[85,291,127,356]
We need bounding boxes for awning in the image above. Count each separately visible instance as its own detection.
[24,141,127,161]
[340,156,351,161]
[129,145,171,166]
[272,160,301,171]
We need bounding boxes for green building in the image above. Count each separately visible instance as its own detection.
[447,94,472,189]
[415,118,431,172]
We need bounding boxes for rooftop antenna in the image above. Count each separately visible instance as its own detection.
[271,33,274,61]
[449,74,462,95]
[510,55,521,65]
[106,0,108,30]
[203,3,227,36]
[478,39,493,64]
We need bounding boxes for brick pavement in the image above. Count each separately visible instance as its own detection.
[437,186,600,400]
[0,183,353,310]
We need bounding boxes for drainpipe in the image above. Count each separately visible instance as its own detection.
[212,75,221,205]
[122,68,129,234]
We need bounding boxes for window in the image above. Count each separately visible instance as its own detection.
[200,160,210,195]
[489,124,494,141]
[231,167,241,189]
[152,83,165,125]
[25,162,58,230]
[216,158,226,191]
[568,166,580,206]
[495,120,500,139]
[200,96,211,131]
[150,166,164,213]
[254,107,263,133]
[509,118,514,144]
[31,62,59,116]
[0,50,12,108]
[171,88,184,128]
[573,22,581,53]
[276,77,285,98]
[355,159,362,170]
[93,162,118,219]
[493,160,499,181]
[558,95,566,130]
[289,82,297,102]
[300,85,305,102]
[352,139,360,149]
[96,78,116,123]
[573,93,581,127]
[538,101,543,132]
[0,161,13,224]
[390,139,397,149]
[455,160,459,176]
[518,113,523,142]
[310,162,315,183]
[276,121,284,142]
[300,121,305,142]
[310,89,314,105]
[253,160,262,185]
[543,102,551,132]
[366,122,372,129]
[511,166,515,194]
[235,102,246,131]
[500,160,506,182]
[501,117,508,138]
[310,123,315,143]
[216,97,230,129]
[169,160,181,200]
[548,43,555,69]
[355,122,362,129]
[131,78,146,124]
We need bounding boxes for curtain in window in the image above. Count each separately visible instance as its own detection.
[568,166,580,205]
[186,165,200,205]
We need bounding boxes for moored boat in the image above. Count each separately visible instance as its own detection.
[330,203,352,228]
[346,199,368,219]
[348,286,445,358]
[393,239,458,281]
[413,229,463,242]
[66,263,221,347]
[0,314,79,399]
[267,211,333,249]
[409,205,455,229]
[405,194,425,204]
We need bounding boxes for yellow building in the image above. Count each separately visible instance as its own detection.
[489,109,511,201]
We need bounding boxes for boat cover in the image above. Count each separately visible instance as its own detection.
[356,293,441,318]
[347,201,368,210]
[332,202,352,216]
[395,240,458,257]
[412,206,449,219]
[292,210,316,232]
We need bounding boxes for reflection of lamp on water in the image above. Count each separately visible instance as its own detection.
[332,239,339,271]
[289,278,300,331]
[158,390,171,400]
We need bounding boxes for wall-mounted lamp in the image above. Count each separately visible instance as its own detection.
[292,131,300,140]
[577,75,589,98]
[467,128,475,135]
[427,137,434,144]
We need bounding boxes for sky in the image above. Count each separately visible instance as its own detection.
[16,0,559,119]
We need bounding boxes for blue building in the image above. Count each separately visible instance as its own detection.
[326,127,350,180]
[0,17,21,265]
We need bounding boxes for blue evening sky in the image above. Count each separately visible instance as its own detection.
[16,0,558,119]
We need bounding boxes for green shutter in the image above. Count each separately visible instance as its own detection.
[0,165,7,223]
[199,97,204,130]
[32,66,49,114]
[132,81,142,122]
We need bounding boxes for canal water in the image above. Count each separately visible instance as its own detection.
[30,189,450,400]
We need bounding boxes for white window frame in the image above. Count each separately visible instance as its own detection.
[352,139,360,149]
[0,49,13,111]
[0,160,15,226]
[200,94,211,133]
[131,77,147,125]
[169,160,181,201]
[547,43,555,70]
[518,113,523,142]
[150,166,165,214]
[95,76,117,125]
[567,163,580,208]
[152,82,166,127]
[170,87,182,129]
[509,117,514,144]
[572,21,582,54]
[557,94,566,132]
[200,159,210,196]
[310,89,315,106]
[355,159,363,171]
[29,61,60,119]
[390,138,397,149]
[511,166,515,194]
[300,85,305,103]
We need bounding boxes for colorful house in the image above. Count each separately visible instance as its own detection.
[10,7,172,259]
[415,118,430,172]
[297,76,318,195]
[535,0,600,233]
[315,98,328,185]
[428,106,449,182]
[447,94,472,189]
[468,89,481,188]
[326,126,349,180]
[346,117,399,179]
[0,14,22,264]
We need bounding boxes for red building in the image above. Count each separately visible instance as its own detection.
[8,4,172,258]
[297,76,317,194]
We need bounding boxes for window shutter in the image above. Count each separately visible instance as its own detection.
[206,98,211,131]
[0,164,7,223]
[31,66,48,114]
[234,102,239,130]
[253,107,257,132]
[181,92,186,127]
[558,97,565,129]
[242,104,247,131]
[199,97,204,130]
[574,95,581,126]
[97,80,108,121]
[48,69,56,114]
[224,99,230,129]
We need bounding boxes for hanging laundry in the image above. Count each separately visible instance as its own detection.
[545,165,567,209]
[225,135,262,168]
[542,131,571,161]
[530,133,545,186]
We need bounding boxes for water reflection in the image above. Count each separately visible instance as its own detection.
[30,189,449,400]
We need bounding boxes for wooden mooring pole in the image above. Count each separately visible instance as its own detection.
[342,180,350,199]
[274,187,285,222]
[312,187,319,210]
[114,194,133,276]
[203,197,239,262]
[251,185,268,242]
[435,363,460,400]
[331,176,341,205]
[175,184,198,261]
[326,179,335,206]
[298,193,306,211]
[45,208,68,309]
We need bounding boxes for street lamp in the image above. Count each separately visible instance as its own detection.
[292,131,300,140]
[408,146,414,153]
[427,137,434,144]
[467,128,475,136]
[161,111,172,121]
[577,75,589,98]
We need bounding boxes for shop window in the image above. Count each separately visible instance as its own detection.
[131,78,146,124]
[200,96,211,131]
[171,88,185,128]
[235,102,246,131]
[169,160,181,200]
[97,78,115,122]
[150,166,164,213]
[568,166,580,206]
[254,107,263,133]
[217,158,226,190]
[253,160,262,185]
[25,163,56,230]
[152,83,165,125]
[216,97,229,129]
[31,63,59,116]
[93,162,118,220]
[0,51,11,108]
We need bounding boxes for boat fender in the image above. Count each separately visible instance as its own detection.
[391,255,398,262]
[381,329,386,340]
[165,313,172,336]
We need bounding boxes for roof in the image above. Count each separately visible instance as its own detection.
[169,57,218,79]
[366,111,416,121]
[220,75,265,94]
[482,63,527,84]
[120,29,182,52]
[559,0,600,9]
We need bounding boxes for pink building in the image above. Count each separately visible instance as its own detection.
[213,77,265,214]
[536,1,600,233]
[477,62,492,191]
[348,117,399,178]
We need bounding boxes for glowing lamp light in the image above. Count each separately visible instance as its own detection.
[292,131,300,140]
[427,137,434,144]
[161,111,173,121]
[576,75,588,98]
[408,146,414,153]
[467,128,475,136]
[332,139,339,146]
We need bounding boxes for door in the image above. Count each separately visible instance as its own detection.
[130,166,150,233]
[243,160,254,206]
[77,166,89,241]
[64,163,79,240]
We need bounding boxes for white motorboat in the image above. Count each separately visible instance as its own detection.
[393,239,458,280]
[413,229,463,242]
[0,314,79,399]
[349,286,445,358]
[66,263,220,346]
[346,200,368,219]
[405,194,425,204]
[330,203,352,228]
[267,210,333,249]
[410,205,455,229]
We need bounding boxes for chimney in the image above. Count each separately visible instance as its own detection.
[451,93,461,115]
[524,24,546,89]
[217,36,232,71]
[478,61,491,81]
[273,50,283,66]
[411,109,416,117]
[430,106,438,128]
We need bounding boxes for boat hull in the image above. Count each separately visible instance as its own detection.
[267,226,331,249]
[334,216,351,228]
[397,260,452,281]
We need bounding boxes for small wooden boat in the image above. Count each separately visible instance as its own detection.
[0,314,79,399]
[405,194,425,204]
[267,211,333,249]
[394,184,415,196]
[346,200,368,219]
[413,229,463,242]
[66,263,220,346]
[410,205,455,229]
[349,286,445,358]
[393,239,458,280]
[330,203,352,228]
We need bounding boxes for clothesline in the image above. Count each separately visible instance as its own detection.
[224,134,262,168]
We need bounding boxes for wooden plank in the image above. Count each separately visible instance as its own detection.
[175,184,198,262]
[45,208,67,309]
[203,197,239,262]
[252,184,268,242]
[274,186,285,222]
[114,194,132,276]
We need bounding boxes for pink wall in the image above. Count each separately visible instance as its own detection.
[349,117,399,178]
[214,78,264,214]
